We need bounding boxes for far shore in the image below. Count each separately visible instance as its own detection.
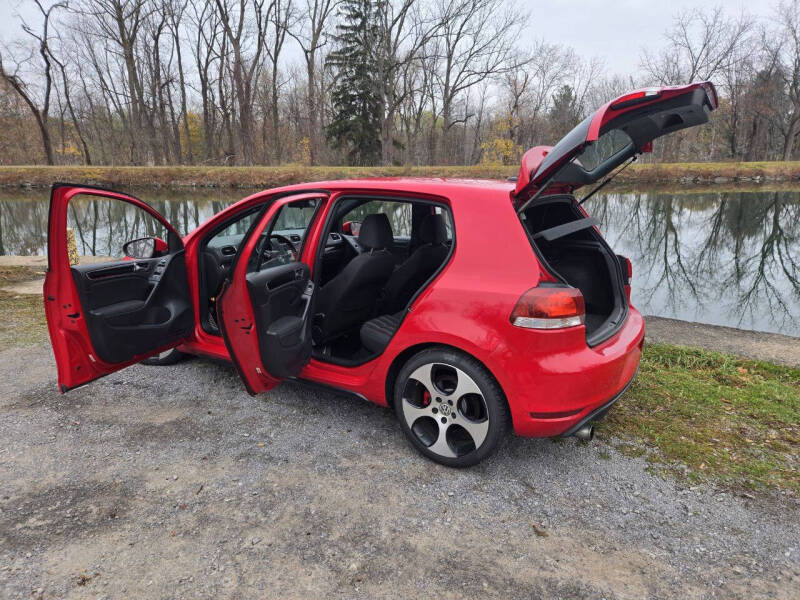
[0,161,799,190]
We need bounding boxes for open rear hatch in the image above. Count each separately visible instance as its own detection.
[513,81,718,203]
[513,82,718,345]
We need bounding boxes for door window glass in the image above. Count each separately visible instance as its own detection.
[433,206,453,241]
[66,194,168,263]
[574,129,633,172]
[343,200,411,238]
[250,198,320,272]
[206,206,261,250]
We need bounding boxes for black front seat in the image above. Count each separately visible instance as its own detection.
[379,213,449,314]
[313,213,396,344]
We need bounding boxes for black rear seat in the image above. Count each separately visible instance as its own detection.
[360,312,404,353]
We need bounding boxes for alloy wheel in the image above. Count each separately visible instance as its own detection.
[400,362,489,459]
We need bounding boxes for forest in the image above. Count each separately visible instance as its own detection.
[0,0,799,167]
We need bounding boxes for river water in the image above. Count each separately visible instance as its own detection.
[1,186,798,337]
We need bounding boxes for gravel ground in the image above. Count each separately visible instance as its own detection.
[1,344,798,599]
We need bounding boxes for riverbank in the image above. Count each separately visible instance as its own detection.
[0,161,799,189]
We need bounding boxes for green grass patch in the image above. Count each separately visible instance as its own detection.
[0,290,48,347]
[600,343,800,494]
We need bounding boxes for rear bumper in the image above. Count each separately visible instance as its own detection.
[559,366,638,437]
[494,308,645,438]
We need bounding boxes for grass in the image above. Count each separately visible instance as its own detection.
[0,265,41,284]
[601,343,800,495]
[0,290,47,347]
[0,267,48,347]
[0,160,798,189]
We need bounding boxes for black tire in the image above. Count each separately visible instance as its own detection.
[141,348,186,366]
[393,347,509,467]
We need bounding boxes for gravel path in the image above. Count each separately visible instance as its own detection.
[1,344,798,599]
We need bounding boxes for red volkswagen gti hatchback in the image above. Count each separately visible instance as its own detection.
[44,82,717,466]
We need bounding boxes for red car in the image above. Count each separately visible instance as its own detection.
[44,82,717,466]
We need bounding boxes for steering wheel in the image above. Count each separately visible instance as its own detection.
[250,233,299,271]
[268,233,298,255]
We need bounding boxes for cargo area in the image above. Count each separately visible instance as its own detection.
[520,195,628,346]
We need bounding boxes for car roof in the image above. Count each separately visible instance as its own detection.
[266,177,515,203]
[185,177,518,243]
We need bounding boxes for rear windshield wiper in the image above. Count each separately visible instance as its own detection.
[578,155,637,205]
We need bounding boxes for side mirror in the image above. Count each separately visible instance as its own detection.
[343,220,361,236]
[123,237,158,259]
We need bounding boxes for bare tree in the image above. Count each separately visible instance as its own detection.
[265,0,294,163]
[215,0,272,164]
[165,0,193,163]
[289,0,339,165]
[640,6,753,85]
[0,0,797,166]
[50,33,92,164]
[372,0,438,165]
[770,0,800,160]
[0,0,67,165]
[429,0,524,164]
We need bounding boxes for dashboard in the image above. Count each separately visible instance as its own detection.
[202,228,350,297]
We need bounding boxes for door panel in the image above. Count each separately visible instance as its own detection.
[247,262,313,378]
[217,192,326,395]
[70,252,193,364]
[44,184,193,392]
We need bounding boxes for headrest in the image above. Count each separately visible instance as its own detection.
[358,213,393,250]
[419,213,447,244]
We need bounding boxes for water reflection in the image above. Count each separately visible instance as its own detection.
[0,187,797,336]
[0,189,235,257]
[584,189,800,336]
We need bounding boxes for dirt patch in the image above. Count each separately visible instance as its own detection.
[645,315,800,367]
[0,481,133,552]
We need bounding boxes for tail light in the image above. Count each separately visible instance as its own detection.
[610,88,662,110]
[510,286,585,329]
[619,255,632,282]
[618,255,633,302]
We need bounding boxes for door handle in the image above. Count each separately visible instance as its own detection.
[294,267,304,280]
[133,262,149,272]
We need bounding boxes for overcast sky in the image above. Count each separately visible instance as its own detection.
[0,0,778,76]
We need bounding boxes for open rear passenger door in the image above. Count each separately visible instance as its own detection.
[44,184,194,392]
[216,193,326,395]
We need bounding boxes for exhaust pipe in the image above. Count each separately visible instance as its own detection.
[573,424,594,441]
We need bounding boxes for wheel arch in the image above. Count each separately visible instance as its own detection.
[384,342,509,414]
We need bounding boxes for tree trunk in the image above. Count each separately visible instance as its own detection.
[306,58,318,165]
[174,28,193,164]
[782,114,799,160]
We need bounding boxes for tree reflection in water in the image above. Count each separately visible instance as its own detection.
[585,189,800,336]
[0,187,797,336]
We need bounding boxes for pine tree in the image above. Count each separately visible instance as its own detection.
[326,0,383,166]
